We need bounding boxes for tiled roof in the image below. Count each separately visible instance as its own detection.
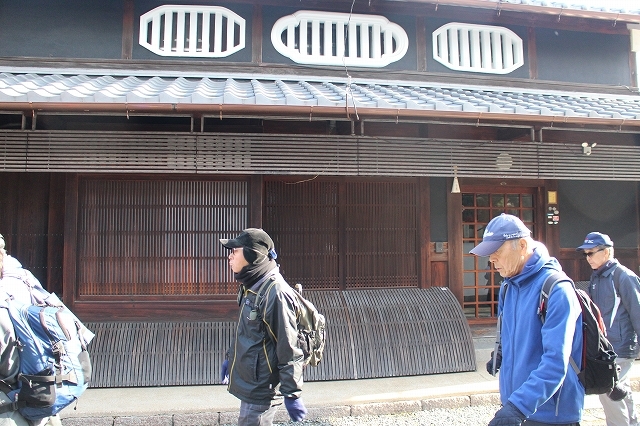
[1,72,640,121]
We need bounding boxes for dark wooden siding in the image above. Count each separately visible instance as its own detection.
[265,178,419,291]
[0,173,62,291]
[77,177,247,297]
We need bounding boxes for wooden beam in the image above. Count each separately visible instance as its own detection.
[121,0,134,60]
[252,4,263,64]
[63,174,79,309]
[447,179,463,303]
[528,27,538,80]
[249,175,263,227]
[418,177,430,288]
[416,16,427,72]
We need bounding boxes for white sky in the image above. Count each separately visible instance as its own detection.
[566,0,637,9]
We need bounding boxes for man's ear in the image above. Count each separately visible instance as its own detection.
[518,238,528,253]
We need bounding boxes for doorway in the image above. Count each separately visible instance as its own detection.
[461,191,536,319]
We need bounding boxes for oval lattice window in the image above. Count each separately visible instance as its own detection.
[139,5,245,57]
[433,23,524,74]
[271,10,408,67]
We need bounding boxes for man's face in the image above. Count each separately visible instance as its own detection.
[583,247,608,270]
[489,239,526,278]
[228,247,250,273]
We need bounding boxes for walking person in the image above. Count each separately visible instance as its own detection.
[577,232,640,426]
[219,228,307,426]
[0,234,58,426]
[471,214,583,426]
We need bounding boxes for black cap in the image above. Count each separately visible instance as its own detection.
[220,228,277,260]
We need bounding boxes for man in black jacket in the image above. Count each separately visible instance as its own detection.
[220,228,307,426]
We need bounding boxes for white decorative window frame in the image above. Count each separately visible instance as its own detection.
[271,10,408,67]
[139,5,245,58]
[432,23,524,74]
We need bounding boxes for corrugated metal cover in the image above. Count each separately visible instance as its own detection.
[85,288,476,387]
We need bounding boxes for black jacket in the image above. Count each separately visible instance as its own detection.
[227,269,304,405]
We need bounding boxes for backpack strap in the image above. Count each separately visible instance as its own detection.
[0,400,25,415]
[538,271,581,376]
[537,271,568,324]
[253,276,279,342]
[491,281,509,375]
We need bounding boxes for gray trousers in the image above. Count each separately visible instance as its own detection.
[599,357,638,426]
[238,400,281,426]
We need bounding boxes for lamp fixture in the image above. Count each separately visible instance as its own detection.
[582,142,597,156]
[451,166,461,194]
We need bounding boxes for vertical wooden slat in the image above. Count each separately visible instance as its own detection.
[77,178,247,297]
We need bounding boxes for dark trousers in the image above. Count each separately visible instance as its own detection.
[238,400,281,426]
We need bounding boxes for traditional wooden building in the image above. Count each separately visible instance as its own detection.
[1,0,640,385]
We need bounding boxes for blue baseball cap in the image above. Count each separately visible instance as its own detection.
[576,232,613,251]
[469,213,531,256]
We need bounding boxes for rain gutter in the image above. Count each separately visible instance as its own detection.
[1,102,639,129]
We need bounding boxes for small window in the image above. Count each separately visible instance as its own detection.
[433,23,524,74]
[139,5,245,58]
[271,10,408,67]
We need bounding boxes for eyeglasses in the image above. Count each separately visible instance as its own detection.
[583,247,606,258]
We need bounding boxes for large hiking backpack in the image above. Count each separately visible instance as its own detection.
[0,269,94,420]
[256,278,326,367]
[538,272,619,395]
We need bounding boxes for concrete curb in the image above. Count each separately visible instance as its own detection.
[59,392,502,425]
[59,380,640,426]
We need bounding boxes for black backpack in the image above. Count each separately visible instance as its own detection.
[538,272,619,395]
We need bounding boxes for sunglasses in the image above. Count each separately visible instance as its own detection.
[583,247,605,258]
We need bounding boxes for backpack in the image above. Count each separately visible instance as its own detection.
[538,271,619,395]
[255,278,326,367]
[0,268,94,420]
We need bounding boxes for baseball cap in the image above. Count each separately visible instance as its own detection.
[576,232,613,251]
[469,213,531,256]
[220,228,277,259]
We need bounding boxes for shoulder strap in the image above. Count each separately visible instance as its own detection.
[254,275,277,312]
[538,271,581,375]
[254,276,279,341]
[538,271,568,324]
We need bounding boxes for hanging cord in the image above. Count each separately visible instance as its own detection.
[342,0,359,121]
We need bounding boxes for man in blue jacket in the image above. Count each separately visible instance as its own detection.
[471,214,583,426]
[577,232,640,426]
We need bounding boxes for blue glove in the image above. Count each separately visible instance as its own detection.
[284,396,307,422]
[486,350,502,376]
[220,359,229,385]
[488,402,526,426]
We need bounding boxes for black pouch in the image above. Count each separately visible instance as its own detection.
[18,369,56,408]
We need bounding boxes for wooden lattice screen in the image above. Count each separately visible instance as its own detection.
[265,179,418,290]
[78,178,247,296]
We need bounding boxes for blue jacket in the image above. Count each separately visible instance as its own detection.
[589,259,640,359]
[499,243,584,423]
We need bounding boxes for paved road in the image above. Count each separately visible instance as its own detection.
[219,405,613,426]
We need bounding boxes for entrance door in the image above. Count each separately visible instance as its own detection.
[461,191,536,319]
